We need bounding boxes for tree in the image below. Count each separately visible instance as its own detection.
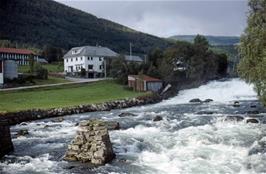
[194,34,209,53]
[238,0,266,104]
[29,54,34,74]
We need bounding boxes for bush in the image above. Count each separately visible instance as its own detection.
[80,68,86,77]
[34,63,48,80]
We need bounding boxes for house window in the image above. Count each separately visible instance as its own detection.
[87,57,90,61]
[76,57,78,61]
[99,57,102,61]
[66,59,68,62]
[71,58,73,62]
[81,57,83,61]
[88,65,93,70]
[99,65,104,70]
[91,57,93,61]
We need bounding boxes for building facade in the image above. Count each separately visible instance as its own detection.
[0,48,39,66]
[128,75,163,92]
[63,46,118,78]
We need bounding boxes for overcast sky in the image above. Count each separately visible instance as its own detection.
[55,0,248,37]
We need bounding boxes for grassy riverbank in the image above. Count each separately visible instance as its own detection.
[0,80,146,112]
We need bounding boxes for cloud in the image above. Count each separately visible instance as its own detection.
[56,0,248,37]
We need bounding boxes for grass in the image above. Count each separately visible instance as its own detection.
[0,80,146,112]
[33,76,68,85]
[18,62,63,73]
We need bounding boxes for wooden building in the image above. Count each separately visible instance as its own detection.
[128,75,163,92]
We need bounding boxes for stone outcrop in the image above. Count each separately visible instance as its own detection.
[0,120,14,158]
[153,115,163,122]
[0,94,162,126]
[189,98,202,103]
[64,120,115,165]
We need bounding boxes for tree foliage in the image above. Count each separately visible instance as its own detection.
[238,0,266,104]
[110,35,228,85]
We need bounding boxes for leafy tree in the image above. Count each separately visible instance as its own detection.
[238,0,266,103]
[29,54,34,74]
[194,34,209,53]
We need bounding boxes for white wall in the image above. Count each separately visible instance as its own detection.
[0,73,3,85]
[64,56,104,73]
[0,60,3,85]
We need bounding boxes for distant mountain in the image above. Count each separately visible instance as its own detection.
[168,35,240,46]
[0,0,171,53]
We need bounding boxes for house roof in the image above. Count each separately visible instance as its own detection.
[0,47,35,55]
[128,75,162,82]
[125,55,143,62]
[63,46,118,58]
[37,58,48,63]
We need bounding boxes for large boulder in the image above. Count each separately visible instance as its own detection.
[246,118,259,124]
[153,116,163,122]
[204,99,213,103]
[189,98,202,103]
[64,120,115,165]
[118,112,137,117]
[224,116,244,122]
[233,101,240,107]
[16,129,29,137]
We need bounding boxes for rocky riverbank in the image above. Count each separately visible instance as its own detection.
[0,94,162,125]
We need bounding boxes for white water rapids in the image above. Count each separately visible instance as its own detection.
[1,78,266,174]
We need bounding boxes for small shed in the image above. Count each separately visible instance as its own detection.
[128,75,163,92]
[0,59,18,87]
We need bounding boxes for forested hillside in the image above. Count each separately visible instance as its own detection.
[0,0,171,53]
[169,35,240,46]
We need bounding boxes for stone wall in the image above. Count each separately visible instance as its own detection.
[0,94,162,125]
[0,120,14,158]
[64,120,115,165]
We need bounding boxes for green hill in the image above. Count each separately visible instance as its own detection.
[169,35,240,46]
[0,0,171,53]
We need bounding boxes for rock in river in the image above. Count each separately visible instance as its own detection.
[246,118,259,124]
[153,116,163,122]
[204,99,213,103]
[189,98,202,103]
[64,119,115,165]
[16,129,29,137]
[118,112,137,117]
[233,101,240,107]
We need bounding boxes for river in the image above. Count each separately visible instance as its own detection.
[1,78,266,174]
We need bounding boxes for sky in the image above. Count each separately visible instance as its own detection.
[55,0,249,38]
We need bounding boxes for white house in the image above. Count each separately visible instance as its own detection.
[63,46,118,78]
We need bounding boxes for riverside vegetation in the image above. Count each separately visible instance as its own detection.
[238,0,266,105]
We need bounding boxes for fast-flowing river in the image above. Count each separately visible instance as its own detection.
[1,78,266,174]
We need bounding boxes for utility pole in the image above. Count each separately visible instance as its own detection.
[130,43,132,60]
[104,58,107,78]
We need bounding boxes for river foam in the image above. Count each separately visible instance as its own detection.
[1,78,265,174]
[160,78,257,105]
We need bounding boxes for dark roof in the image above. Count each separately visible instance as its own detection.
[0,47,35,55]
[125,55,143,62]
[63,46,118,58]
[128,75,162,82]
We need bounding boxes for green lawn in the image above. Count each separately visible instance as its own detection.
[18,63,63,73]
[0,80,146,112]
[33,76,68,85]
